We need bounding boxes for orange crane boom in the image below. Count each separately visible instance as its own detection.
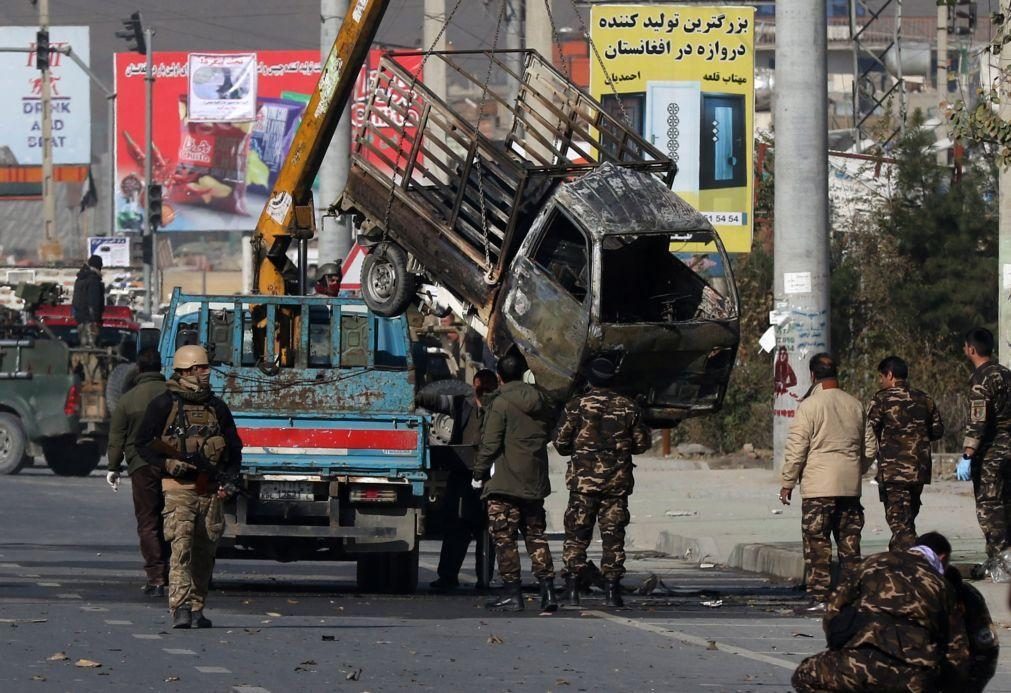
[251,0,390,296]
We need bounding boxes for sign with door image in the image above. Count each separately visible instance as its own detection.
[589,4,755,253]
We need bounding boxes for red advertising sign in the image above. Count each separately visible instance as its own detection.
[114,48,422,233]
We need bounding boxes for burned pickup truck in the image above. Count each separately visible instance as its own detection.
[339,50,739,426]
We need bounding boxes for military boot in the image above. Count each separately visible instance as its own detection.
[563,575,580,606]
[172,607,192,629]
[604,580,624,607]
[485,582,524,612]
[539,578,558,613]
[191,609,212,628]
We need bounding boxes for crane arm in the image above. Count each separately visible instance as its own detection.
[252,0,391,295]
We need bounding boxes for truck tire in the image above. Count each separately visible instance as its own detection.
[356,546,419,594]
[106,363,138,416]
[43,437,101,477]
[0,413,29,475]
[361,243,416,317]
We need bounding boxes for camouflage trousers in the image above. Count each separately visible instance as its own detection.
[486,496,554,584]
[878,483,923,552]
[971,456,1011,559]
[793,647,934,692]
[162,486,224,612]
[801,497,864,601]
[562,492,630,581]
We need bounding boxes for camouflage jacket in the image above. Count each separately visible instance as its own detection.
[963,361,1011,455]
[826,550,970,672]
[864,382,943,485]
[552,387,651,495]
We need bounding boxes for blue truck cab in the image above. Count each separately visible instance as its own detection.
[159,289,427,593]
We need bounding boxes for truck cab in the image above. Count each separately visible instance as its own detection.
[495,164,739,426]
[160,290,426,593]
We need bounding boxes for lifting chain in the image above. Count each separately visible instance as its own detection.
[379,0,467,244]
[565,0,630,127]
[473,0,509,276]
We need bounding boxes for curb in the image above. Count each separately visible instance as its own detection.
[724,541,1011,626]
[727,542,805,581]
[653,530,720,565]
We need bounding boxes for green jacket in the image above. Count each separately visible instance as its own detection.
[473,381,555,501]
[107,372,167,474]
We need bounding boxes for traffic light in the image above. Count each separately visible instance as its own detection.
[947,1,977,36]
[141,235,153,265]
[115,12,146,55]
[146,183,163,230]
[35,30,49,71]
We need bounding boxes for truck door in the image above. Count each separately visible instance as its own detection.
[499,208,590,396]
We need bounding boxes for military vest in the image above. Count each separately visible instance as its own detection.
[159,395,228,469]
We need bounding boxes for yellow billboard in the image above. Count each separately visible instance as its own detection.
[590,4,755,253]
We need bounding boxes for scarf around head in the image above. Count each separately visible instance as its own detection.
[909,545,944,575]
[166,373,212,404]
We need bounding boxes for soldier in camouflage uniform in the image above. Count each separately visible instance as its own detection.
[864,356,944,551]
[962,328,1011,569]
[793,532,970,692]
[472,352,558,612]
[136,345,243,629]
[553,357,651,607]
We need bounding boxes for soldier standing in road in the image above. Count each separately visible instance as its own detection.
[793,532,970,691]
[780,353,869,608]
[106,348,170,595]
[472,352,558,612]
[552,357,651,608]
[136,345,243,629]
[864,355,944,551]
[959,328,1011,576]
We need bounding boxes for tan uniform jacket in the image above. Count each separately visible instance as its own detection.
[781,382,869,498]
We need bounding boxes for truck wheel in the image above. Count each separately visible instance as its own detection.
[106,363,138,416]
[43,437,101,477]
[0,413,29,475]
[361,243,416,317]
[356,546,419,594]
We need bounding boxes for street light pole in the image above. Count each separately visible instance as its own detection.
[38,0,61,262]
[143,27,155,316]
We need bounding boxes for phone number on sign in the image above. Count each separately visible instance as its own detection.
[702,211,745,226]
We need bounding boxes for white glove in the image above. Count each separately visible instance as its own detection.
[106,471,120,492]
[471,478,483,490]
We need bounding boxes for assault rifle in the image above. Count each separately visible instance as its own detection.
[146,438,249,498]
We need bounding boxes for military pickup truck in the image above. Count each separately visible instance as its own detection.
[0,285,157,476]
[160,290,428,593]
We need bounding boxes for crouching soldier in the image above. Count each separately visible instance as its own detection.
[136,345,243,629]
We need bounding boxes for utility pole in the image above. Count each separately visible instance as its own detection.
[937,2,948,98]
[525,0,552,61]
[318,0,352,272]
[143,26,156,314]
[37,0,62,262]
[424,0,448,102]
[772,0,830,469]
[999,0,1011,367]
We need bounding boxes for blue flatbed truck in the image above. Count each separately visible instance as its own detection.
[160,290,429,593]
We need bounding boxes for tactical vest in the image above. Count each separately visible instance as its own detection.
[159,395,228,472]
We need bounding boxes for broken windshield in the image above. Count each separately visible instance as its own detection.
[599,231,736,324]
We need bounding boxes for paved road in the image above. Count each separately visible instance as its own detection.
[3,468,1011,692]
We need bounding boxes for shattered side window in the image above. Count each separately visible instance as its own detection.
[600,232,735,324]
[531,212,590,303]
